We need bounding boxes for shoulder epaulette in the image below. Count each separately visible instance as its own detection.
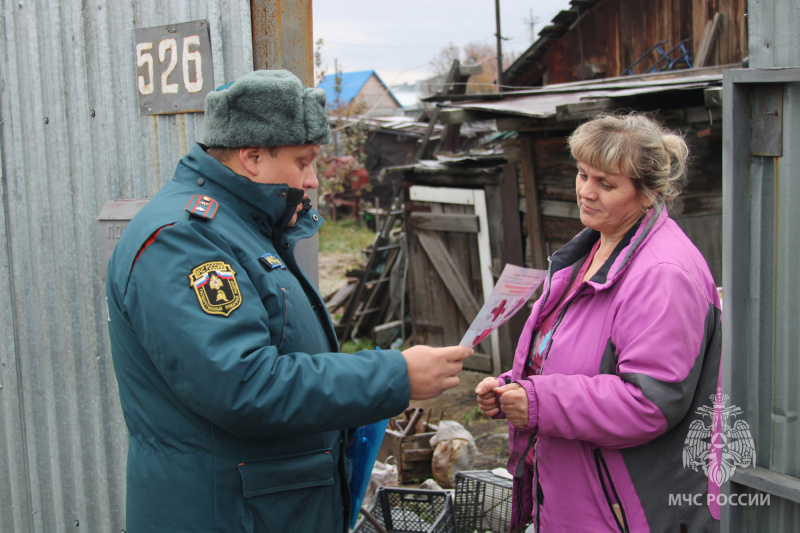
[185,195,219,219]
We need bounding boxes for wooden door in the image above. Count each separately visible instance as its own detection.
[405,185,497,372]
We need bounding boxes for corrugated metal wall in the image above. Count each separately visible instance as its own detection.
[0,1,255,531]
[722,0,800,531]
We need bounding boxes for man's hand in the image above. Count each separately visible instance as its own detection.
[494,382,529,429]
[475,377,501,417]
[402,345,473,400]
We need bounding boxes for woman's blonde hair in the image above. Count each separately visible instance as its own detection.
[567,112,689,209]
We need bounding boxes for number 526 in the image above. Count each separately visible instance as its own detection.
[136,35,203,96]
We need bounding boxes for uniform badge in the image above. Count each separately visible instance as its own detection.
[189,261,242,317]
[185,195,219,219]
[259,253,286,271]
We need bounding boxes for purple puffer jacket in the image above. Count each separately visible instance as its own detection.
[498,207,721,532]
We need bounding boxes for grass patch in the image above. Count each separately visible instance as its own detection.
[340,337,406,353]
[318,218,376,255]
[341,337,377,354]
[462,406,483,427]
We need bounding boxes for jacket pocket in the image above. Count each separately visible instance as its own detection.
[237,449,339,532]
[593,448,630,533]
[238,448,334,496]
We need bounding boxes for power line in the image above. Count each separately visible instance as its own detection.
[323,41,445,50]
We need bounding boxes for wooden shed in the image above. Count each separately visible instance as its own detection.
[398,69,727,375]
[391,0,744,375]
[437,70,725,285]
[397,156,525,374]
[504,0,747,87]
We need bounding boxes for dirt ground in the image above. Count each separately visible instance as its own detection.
[319,250,360,297]
[409,370,511,471]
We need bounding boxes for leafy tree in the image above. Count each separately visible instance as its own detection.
[314,39,371,202]
[429,40,517,94]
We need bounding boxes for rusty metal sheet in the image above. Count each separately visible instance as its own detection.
[251,0,313,84]
[442,76,721,119]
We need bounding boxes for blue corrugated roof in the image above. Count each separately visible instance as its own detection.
[316,70,402,109]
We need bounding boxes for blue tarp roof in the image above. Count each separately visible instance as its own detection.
[316,70,402,108]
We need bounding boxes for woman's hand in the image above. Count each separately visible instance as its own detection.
[475,377,501,417]
[494,382,529,429]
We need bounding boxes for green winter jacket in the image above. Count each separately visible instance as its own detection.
[106,144,410,532]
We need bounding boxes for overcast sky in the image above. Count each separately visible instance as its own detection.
[312,0,573,87]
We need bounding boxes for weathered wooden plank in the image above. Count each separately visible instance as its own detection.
[463,353,493,372]
[402,449,434,462]
[415,229,481,323]
[408,202,472,346]
[404,171,503,187]
[543,216,586,243]
[534,138,576,202]
[673,194,723,215]
[410,212,479,233]
[438,108,494,125]
[519,135,548,269]
[496,117,550,132]
[541,199,580,219]
[413,322,445,335]
[540,183,577,202]
[694,13,722,68]
[400,431,437,447]
[555,98,617,122]
[498,163,526,370]
[731,467,800,505]
[325,281,355,312]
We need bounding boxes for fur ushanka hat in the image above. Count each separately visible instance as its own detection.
[203,70,330,148]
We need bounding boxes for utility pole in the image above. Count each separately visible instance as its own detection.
[251,0,319,287]
[524,8,540,43]
[495,0,503,92]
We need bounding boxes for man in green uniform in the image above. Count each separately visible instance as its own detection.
[106,69,472,532]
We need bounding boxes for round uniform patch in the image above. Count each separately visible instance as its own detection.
[189,261,242,317]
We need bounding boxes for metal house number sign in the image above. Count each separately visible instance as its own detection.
[134,20,214,115]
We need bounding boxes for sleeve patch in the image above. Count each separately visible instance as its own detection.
[189,261,242,317]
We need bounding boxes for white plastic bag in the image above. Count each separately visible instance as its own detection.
[363,457,398,507]
[429,420,478,488]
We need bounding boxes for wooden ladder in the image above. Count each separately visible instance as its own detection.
[337,209,404,342]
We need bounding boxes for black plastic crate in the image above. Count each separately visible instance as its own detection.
[352,487,457,533]
[454,470,517,533]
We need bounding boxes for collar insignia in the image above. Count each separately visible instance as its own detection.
[186,195,219,219]
[259,253,286,271]
[189,261,242,317]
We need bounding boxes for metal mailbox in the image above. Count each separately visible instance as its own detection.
[97,199,149,280]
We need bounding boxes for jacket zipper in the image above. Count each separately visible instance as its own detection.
[527,276,587,530]
[278,288,288,350]
[593,449,630,533]
[515,433,536,530]
[532,442,540,532]
[517,466,527,531]
[527,258,552,532]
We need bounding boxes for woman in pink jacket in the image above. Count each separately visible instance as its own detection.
[476,113,721,532]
